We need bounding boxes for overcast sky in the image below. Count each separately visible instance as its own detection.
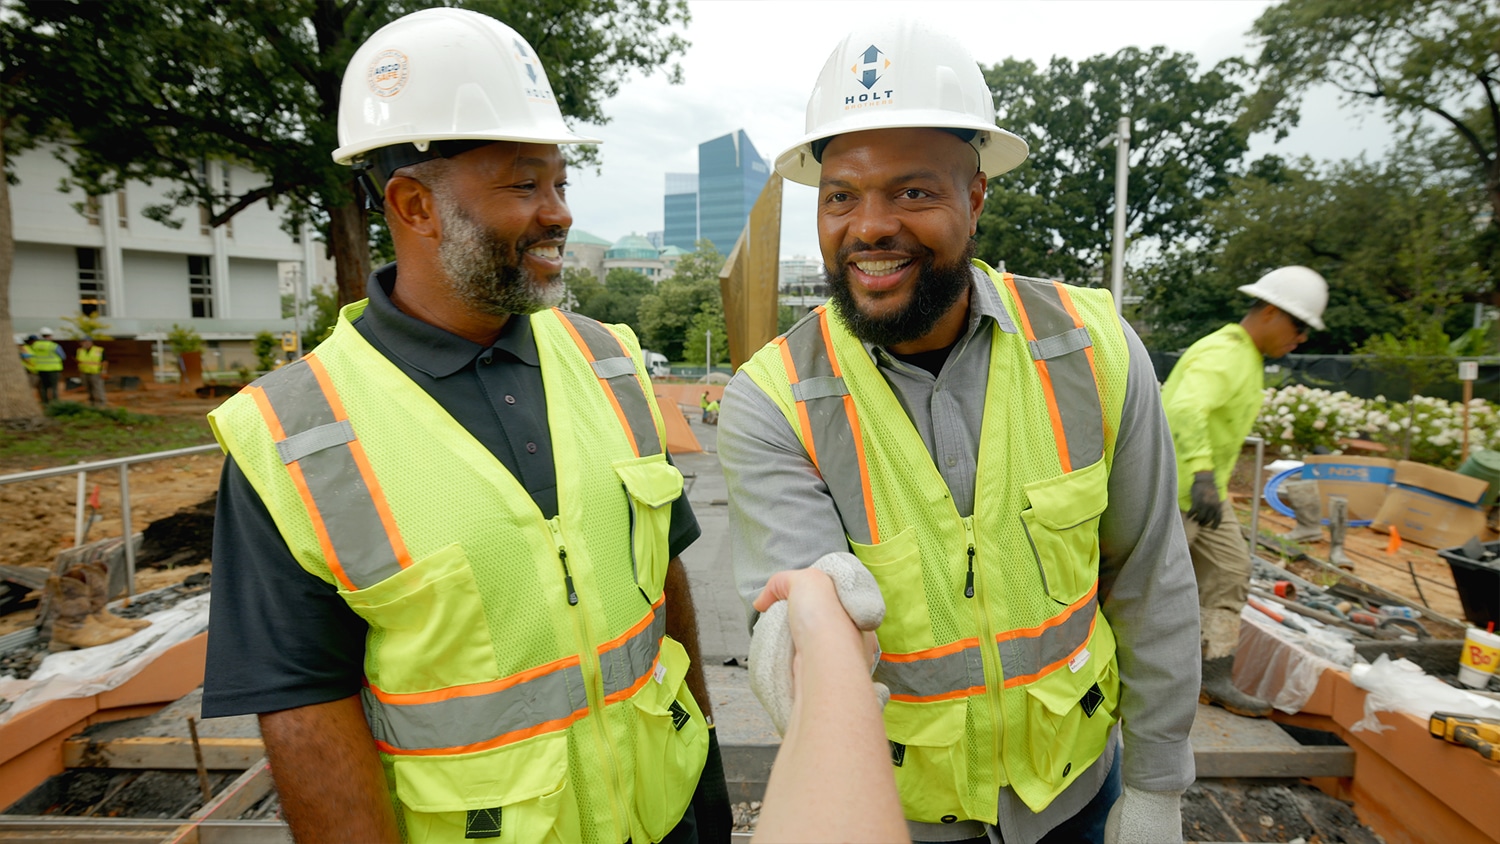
[561,0,1395,263]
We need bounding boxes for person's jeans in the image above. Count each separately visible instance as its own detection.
[37,370,58,405]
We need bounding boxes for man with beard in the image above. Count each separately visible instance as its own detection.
[720,21,1199,844]
[202,10,726,843]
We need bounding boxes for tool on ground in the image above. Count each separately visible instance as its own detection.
[1428,712,1500,762]
[1273,580,1297,599]
[1328,494,1354,569]
[80,484,102,542]
[1246,595,1308,633]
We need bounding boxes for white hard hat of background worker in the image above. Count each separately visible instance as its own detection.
[774,20,1029,187]
[332,7,601,211]
[1237,266,1328,331]
[39,328,53,337]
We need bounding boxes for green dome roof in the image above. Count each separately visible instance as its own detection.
[606,234,659,260]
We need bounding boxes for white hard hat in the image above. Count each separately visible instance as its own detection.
[1238,266,1328,331]
[39,327,53,335]
[775,20,1029,187]
[331,8,600,169]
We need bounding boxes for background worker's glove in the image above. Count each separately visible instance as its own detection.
[749,552,887,735]
[1103,785,1184,844]
[1188,471,1223,529]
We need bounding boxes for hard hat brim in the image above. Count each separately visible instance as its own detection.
[775,113,1029,186]
[1237,283,1326,331]
[333,128,602,166]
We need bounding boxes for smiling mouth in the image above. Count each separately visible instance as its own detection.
[524,244,562,260]
[851,258,913,276]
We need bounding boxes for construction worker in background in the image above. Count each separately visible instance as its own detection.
[76,337,107,407]
[19,335,40,395]
[700,390,712,422]
[721,21,1200,844]
[704,397,719,426]
[30,328,65,405]
[1160,266,1328,719]
[202,9,726,843]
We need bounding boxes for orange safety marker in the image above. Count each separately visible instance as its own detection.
[1385,526,1402,555]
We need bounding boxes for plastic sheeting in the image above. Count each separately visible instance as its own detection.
[1232,603,1351,714]
[0,593,209,727]
[1349,654,1500,734]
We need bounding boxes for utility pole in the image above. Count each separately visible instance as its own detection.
[705,329,711,382]
[1105,116,1130,314]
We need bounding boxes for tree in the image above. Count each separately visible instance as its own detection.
[0,14,44,425]
[60,312,113,340]
[1248,0,1500,273]
[574,268,653,334]
[302,283,339,350]
[682,297,728,370]
[977,47,1250,284]
[560,266,602,312]
[637,241,723,360]
[7,0,691,310]
[252,331,281,372]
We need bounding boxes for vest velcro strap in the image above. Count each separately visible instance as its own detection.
[997,585,1099,687]
[1003,275,1107,473]
[1028,326,1093,362]
[554,310,664,459]
[250,357,410,591]
[790,375,850,403]
[363,656,591,755]
[275,419,356,465]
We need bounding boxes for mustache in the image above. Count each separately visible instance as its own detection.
[520,227,569,251]
[832,237,933,267]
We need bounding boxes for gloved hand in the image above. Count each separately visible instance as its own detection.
[1103,785,1184,844]
[1188,471,1222,529]
[749,552,887,735]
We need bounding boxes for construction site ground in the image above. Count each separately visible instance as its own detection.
[1,403,1486,841]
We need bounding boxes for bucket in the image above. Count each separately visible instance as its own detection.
[1457,449,1500,507]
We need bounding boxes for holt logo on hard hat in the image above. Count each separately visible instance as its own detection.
[512,38,552,103]
[847,44,893,108]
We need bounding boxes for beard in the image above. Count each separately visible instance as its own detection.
[434,192,566,316]
[825,238,977,347]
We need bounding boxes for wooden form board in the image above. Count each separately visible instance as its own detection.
[719,176,783,371]
[63,736,265,771]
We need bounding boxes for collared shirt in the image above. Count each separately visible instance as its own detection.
[718,265,1199,844]
[203,264,700,717]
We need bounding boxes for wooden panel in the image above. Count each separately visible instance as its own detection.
[97,633,207,710]
[720,176,783,371]
[63,736,265,771]
[1193,745,1355,778]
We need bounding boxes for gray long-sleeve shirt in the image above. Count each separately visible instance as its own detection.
[719,267,1200,844]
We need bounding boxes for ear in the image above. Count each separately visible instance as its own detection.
[384,175,440,239]
[968,171,987,235]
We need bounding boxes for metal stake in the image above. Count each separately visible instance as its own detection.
[187,716,213,803]
[73,464,87,547]
[119,463,135,599]
[1247,436,1264,558]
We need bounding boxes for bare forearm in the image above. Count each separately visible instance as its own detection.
[663,556,713,720]
[259,695,400,843]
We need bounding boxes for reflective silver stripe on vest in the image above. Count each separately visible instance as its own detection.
[555,310,662,458]
[782,308,874,545]
[599,609,666,699]
[362,662,591,753]
[1008,278,1105,470]
[255,360,404,589]
[997,593,1099,684]
[876,643,985,700]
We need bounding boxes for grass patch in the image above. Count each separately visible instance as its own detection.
[0,402,216,469]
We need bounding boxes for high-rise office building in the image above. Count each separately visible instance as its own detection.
[660,130,769,255]
[663,172,698,251]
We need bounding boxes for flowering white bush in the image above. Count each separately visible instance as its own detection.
[1252,386,1500,469]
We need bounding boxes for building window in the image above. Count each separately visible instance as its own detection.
[197,158,212,235]
[116,190,128,228]
[188,255,214,318]
[221,167,233,239]
[84,195,101,226]
[77,248,106,316]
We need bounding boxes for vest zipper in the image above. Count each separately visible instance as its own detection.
[548,517,630,840]
[965,515,1008,789]
[964,545,976,599]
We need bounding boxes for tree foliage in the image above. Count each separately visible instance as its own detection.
[977,47,1250,283]
[637,241,723,361]
[574,267,654,334]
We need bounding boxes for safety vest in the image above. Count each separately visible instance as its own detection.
[741,263,1130,822]
[210,302,708,844]
[30,340,63,372]
[77,346,104,374]
[19,344,37,374]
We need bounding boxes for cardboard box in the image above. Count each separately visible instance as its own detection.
[1371,460,1491,549]
[1299,455,1397,522]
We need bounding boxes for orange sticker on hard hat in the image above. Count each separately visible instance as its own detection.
[366,49,409,98]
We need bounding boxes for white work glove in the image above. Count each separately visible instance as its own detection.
[1103,785,1184,844]
[749,551,887,735]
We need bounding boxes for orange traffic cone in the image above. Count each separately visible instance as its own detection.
[1385,527,1402,555]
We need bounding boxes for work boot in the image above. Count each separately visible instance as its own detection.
[45,574,133,652]
[1200,655,1273,718]
[1327,495,1355,570]
[1281,480,1323,543]
[78,563,150,632]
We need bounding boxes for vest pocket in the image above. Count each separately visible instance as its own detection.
[631,635,709,841]
[392,731,581,843]
[1020,459,1109,606]
[341,543,499,691]
[1021,649,1119,794]
[614,454,685,603]
[849,528,935,652]
[884,698,968,823]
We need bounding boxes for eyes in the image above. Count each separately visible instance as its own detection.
[822,187,935,205]
[510,179,569,194]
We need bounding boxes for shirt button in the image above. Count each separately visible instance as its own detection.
[526,442,538,454]
[504,394,516,405]
[945,455,957,467]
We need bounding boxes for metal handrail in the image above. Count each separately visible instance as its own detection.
[0,442,223,597]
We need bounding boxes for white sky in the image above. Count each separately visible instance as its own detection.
[562,0,1395,263]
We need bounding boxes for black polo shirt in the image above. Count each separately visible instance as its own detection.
[202,264,700,718]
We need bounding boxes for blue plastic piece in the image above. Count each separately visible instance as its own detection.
[1262,465,1373,528]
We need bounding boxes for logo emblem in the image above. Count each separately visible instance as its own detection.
[366,49,409,98]
[512,38,553,102]
[850,44,889,90]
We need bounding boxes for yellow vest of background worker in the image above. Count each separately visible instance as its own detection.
[19,344,37,374]
[76,345,104,374]
[741,262,1130,823]
[29,340,62,372]
[209,302,708,844]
